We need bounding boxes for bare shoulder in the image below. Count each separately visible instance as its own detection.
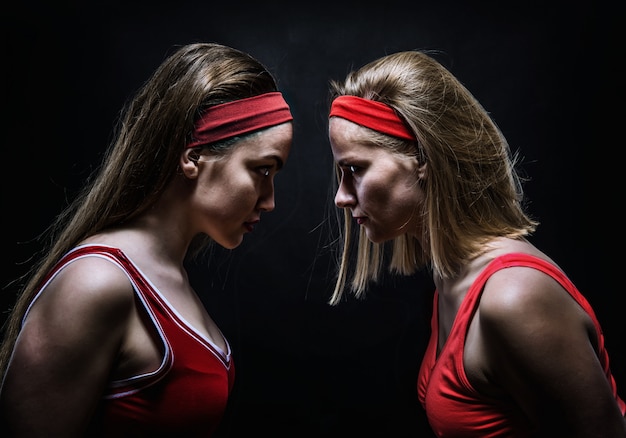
[482,264,561,311]
[25,255,136,335]
[0,253,139,436]
[479,264,589,336]
[475,261,597,383]
[6,255,137,393]
[472,254,626,436]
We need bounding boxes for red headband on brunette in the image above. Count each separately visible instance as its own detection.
[187,92,293,148]
[329,95,415,141]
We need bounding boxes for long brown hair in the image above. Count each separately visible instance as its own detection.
[0,42,280,375]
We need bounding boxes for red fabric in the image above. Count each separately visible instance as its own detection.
[29,245,235,437]
[329,95,415,140]
[417,253,625,437]
[187,91,293,148]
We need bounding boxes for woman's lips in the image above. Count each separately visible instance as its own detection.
[244,220,259,232]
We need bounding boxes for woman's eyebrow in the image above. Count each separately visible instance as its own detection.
[263,154,284,170]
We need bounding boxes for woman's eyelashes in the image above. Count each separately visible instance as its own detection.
[344,164,361,175]
[256,165,274,177]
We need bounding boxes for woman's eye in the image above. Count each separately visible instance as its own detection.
[337,163,360,177]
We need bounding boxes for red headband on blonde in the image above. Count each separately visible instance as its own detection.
[187,92,293,148]
[329,95,415,141]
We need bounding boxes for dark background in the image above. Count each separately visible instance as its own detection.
[2,1,622,436]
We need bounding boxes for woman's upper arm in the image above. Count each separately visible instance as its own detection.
[479,267,626,437]
[0,256,135,436]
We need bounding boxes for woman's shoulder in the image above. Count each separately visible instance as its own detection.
[477,244,584,339]
[33,251,137,326]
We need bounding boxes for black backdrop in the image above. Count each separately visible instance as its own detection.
[2,1,622,436]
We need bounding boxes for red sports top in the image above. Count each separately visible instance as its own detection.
[417,253,625,437]
[24,244,235,437]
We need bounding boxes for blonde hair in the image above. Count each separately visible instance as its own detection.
[328,50,537,305]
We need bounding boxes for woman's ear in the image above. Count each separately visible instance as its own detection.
[180,149,200,179]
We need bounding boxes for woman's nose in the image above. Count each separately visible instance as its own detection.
[334,184,356,208]
[258,182,276,212]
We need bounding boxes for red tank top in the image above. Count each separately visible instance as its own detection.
[27,244,235,437]
[417,253,625,437]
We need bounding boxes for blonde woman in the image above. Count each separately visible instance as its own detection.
[326,50,625,437]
